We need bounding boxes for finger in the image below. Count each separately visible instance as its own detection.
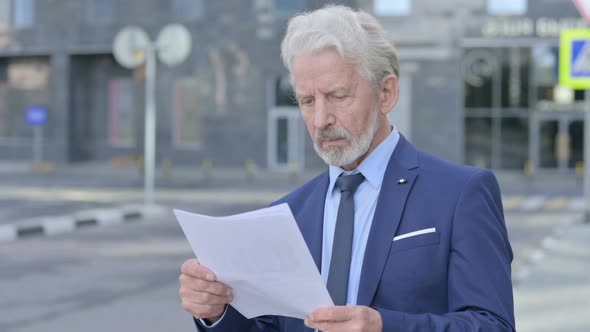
[181,300,226,319]
[308,306,352,322]
[180,288,233,305]
[304,319,352,331]
[179,275,232,297]
[181,259,216,281]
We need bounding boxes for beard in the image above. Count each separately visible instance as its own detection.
[313,106,380,167]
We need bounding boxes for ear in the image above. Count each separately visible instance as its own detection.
[378,74,399,116]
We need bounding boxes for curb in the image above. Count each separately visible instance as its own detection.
[0,204,168,243]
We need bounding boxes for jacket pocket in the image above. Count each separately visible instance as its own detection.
[389,232,440,253]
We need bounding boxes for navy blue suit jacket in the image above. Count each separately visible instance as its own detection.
[197,135,515,331]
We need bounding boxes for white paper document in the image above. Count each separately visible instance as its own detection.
[174,203,334,319]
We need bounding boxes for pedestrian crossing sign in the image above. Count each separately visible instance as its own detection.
[560,29,590,89]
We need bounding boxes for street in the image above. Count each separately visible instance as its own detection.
[1,194,587,331]
[0,160,587,332]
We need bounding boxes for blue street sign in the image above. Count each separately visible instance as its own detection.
[26,106,48,126]
[560,29,590,88]
[571,40,590,77]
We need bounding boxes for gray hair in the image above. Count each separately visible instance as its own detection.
[280,5,400,88]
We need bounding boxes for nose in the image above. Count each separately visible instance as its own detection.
[313,97,334,129]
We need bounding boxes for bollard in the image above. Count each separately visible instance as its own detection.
[245,159,258,182]
[523,160,534,177]
[202,159,213,183]
[162,158,172,177]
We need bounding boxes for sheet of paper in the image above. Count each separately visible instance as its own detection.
[174,203,334,319]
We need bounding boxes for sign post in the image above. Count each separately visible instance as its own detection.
[26,106,48,165]
[113,25,192,206]
[560,28,590,222]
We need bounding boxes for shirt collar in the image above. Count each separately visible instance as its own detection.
[328,126,400,194]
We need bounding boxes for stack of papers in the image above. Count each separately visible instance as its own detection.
[174,203,333,319]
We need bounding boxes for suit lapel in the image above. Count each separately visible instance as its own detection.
[294,173,328,332]
[296,173,329,272]
[356,135,420,306]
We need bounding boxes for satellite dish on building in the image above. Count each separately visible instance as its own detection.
[113,26,150,69]
[156,24,192,66]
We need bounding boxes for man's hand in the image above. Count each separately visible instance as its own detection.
[179,258,233,323]
[304,305,382,332]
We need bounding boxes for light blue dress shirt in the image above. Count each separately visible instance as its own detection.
[321,127,400,305]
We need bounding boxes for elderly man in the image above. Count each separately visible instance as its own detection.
[179,5,515,332]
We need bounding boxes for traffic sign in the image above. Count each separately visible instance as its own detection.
[26,106,47,126]
[113,26,150,69]
[560,29,590,89]
[156,24,192,66]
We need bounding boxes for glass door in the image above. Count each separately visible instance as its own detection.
[267,77,305,170]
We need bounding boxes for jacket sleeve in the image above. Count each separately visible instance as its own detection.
[378,169,515,331]
[194,305,281,332]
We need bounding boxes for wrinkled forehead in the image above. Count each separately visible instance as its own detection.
[291,50,362,95]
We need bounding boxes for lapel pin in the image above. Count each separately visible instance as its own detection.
[398,178,407,184]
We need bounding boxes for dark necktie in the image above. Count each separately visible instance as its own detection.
[327,172,365,305]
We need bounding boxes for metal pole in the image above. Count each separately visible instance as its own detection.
[585,90,590,222]
[144,45,157,206]
[33,126,43,164]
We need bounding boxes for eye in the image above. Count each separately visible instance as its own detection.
[331,95,347,102]
[299,97,314,106]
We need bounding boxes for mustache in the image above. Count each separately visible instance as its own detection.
[315,127,352,142]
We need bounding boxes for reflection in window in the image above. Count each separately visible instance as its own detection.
[539,120,558,168]
[277,118,288,164]
[569,121,584,168]
[108,79,135,146]
[487,0,526,15]
[465,117,493,168]
[13,0,35,28]
[463,48,497,109]
[173,78,201,147]
[87,0,114,25]
[273,0,304,17]
[374,0,411,16]
[501,117,528,169]
[172,0,203,20]
[501,48,529,108]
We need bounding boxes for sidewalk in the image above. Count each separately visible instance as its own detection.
[0,161,584,195]
[514,219,590,332]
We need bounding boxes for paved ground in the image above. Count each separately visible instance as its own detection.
[0,205,586,331]
[0,161,588,331]
[514,220,590,332]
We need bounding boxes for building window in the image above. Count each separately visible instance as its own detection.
[173,78,201,147]
[12,0,35,28]
[108,79,135,146]
[172,0,203,20]
[275,76,297,107]
[487,0,526,15]
[273,0,304,17]
[0,57,52,139]
[374,0,411,16]
[86,0,114,25]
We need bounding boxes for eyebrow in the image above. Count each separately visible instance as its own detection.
[295,86,349,98]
